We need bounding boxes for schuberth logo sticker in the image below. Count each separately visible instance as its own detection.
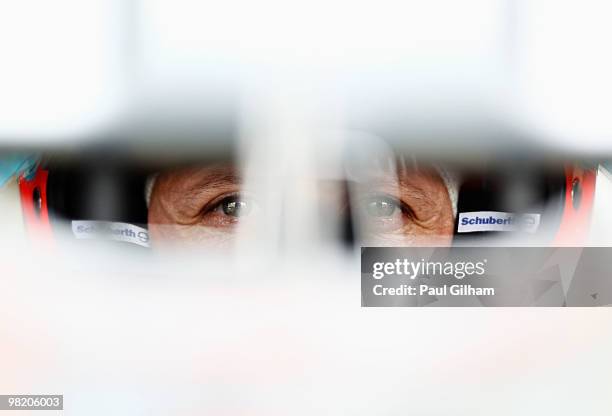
[72,221,150,247]
[457,211,540,233]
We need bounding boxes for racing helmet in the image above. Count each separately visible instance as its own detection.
[17,158,598,248]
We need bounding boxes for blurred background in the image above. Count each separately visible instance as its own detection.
[1,0,612,414]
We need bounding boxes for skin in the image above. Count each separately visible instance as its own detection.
[148,163,454,248]
[147,165,244,248]
[350,167,455,246]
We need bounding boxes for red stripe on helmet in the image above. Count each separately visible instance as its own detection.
[553,165,596,245]
[19,167,54,242]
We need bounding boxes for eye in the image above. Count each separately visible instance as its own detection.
[194,193,257,228]
[356,194,417,234]
[203,194,258,224]
[218,195,252,217]
[364,196,399,218]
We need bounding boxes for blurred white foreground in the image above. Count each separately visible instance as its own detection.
[2,0,612,414]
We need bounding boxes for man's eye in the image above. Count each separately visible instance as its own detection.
[356,194,417,234]
[364,196,399,218]
[216,195,253,218]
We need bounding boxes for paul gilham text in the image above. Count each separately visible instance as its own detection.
[373,284,495,296]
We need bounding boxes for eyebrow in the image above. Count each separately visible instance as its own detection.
[191,170,241,192]
[350,171,433,201]
[398,176,432,202]
[168,166,242,203]
[174,163,435,204]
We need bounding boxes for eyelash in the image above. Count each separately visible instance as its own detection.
[372,194,418,221]
[196,191,241,218]
[194,191,417,226]
[346,193,417,222]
